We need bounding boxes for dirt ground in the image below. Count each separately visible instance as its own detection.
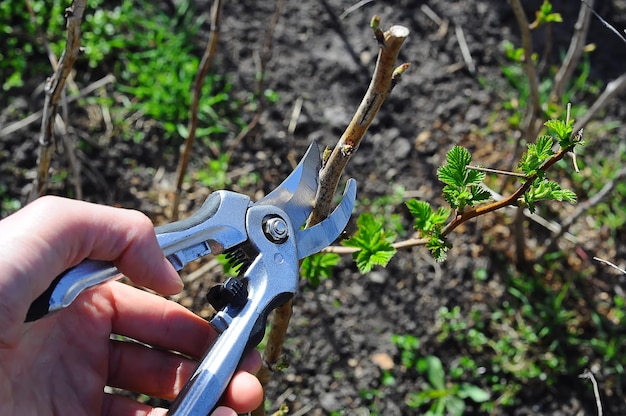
[2,0,626,414]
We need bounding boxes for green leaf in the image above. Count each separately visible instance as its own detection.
[544,118,573,142]
[445,396,465,416]
[552,188,577,203]
[471,186,492,204]
[465,167,486,186]
[522,179,577,213]
[442,185,462,209]
[406,200,451,233]
[518,135,554,175]
[342,213,396,273]
[437,146,472,187]
[425,356,445,390]
[300,252,341,287]
[427,237,450,262]
[458,384,491,402]
[432,207,452,225]
[406,200,433,228]
[176,123,189,139]
[535,135,554,157]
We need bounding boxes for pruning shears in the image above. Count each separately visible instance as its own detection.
[25,141,356,416]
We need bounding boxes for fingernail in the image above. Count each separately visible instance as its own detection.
[163,257,184,293]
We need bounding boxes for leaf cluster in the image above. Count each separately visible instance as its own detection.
[437,146,492,212]
[300,252,341,288]
[342,213,396,273]
[529,0,563,30]
[518,119,579,213]
[405,146,491,261]
[407,355,490,415]
[405,200,450,262]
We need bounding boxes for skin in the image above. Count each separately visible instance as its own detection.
[0,196,264,416]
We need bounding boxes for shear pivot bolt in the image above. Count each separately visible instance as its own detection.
[264,216,288,243]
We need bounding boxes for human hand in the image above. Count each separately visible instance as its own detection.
[0,196,263,416]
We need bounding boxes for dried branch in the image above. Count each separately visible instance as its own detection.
[508,0,541,127]
[171,0,223,220]
[307,22,410,226]
[541,166,626,254]
[255,19,410,415]
[227,0,286,159]
[579,369,603,416]
[572,72,626,134]
[0,74,115,139]
[29,0,86,201]
[550,0,594,101]
[594,257,626,275]
[507,0,547,264]
[454,24,475,74]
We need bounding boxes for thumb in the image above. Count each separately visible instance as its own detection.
[0,196,183,328]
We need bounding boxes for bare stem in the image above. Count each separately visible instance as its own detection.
[227,0,286,159]
[307,23,410,226]
[507,0,544,264]
[508,0,541,124]
[467,165,527,178]
[256,19,409,415]
[171,0,223,220]
[29,0,86,201]
[550,0,593,101]
[579,369,603,416]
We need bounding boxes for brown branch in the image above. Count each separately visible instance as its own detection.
[29,0,86,201]
[572,72,626,134]
[441,143,576,237]
[550,0,594,101]
[171,0,224,220]
[540,166,626,255]
[506,0,545,263]
[307,23,410,226]
[324,142,578,255]
[508,0,541,124]
[254,19,410,416]
[227,0,286,159]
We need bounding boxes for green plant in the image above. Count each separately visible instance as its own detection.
[0,185,21,218]
[500,38,601,127]
[341,213,396,273]
[195,153,232,190]
[0,0,69,91]
[390,335,489,415]
[300,252,341,287]
[2,0,237,143]
[408,355,490,415]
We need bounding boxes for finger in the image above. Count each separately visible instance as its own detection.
[1,196,183,324]
[108,339,197,401]
[102,393,167,416]
[108,338,262,413]
[107,336,262,401]
[239,346,263,374]
[102,395,245,416]
[211,406,237,416]
[108,282,216,357]
[220,371,264,413]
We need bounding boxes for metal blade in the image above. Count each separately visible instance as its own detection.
[255,141,321,229]
[295,178,357,259]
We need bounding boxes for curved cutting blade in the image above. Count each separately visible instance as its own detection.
[295,178,357,259]
[255,141,321,229]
